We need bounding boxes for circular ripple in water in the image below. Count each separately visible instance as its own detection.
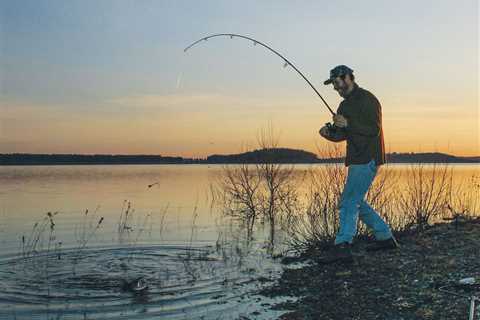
[0,245,286,319]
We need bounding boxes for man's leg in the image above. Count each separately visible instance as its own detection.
[358,200,392,241]
[334,160,378,245]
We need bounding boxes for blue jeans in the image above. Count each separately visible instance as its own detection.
[334,159,393,245]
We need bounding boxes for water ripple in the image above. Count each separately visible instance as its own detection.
[0,245,287,319]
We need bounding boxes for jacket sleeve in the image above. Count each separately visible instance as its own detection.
[345,92,381,137]
[324,104,347,142]
[325,127,347,142]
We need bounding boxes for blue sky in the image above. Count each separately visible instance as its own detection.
[1,0,478,156]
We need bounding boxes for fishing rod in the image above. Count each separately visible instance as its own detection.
[184,33,336,116]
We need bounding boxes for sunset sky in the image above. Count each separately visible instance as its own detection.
[1,0,479,157]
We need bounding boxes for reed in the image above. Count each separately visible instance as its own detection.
[72,207,104,274]
[118,200,134,243]
[75,207,104,250]
[182,205,200,282]
[22,211,59,260]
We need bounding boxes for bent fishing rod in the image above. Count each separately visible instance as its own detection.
[184,33,336,116]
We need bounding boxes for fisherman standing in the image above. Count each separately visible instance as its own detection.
[318,65,399,264]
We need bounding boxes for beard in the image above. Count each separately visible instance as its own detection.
[337,86,348,97]
[335,81,352,98]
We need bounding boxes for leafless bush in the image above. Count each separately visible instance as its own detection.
[256,126,301,253]
[212,126,301,254]
[398,163,452,230]
[281,145,345,251]
[445,172,480,221]
[215,163,261,241]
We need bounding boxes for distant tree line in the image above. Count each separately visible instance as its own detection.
[0,149,478,165]
[207,148,320,164]
[0,154,191,165]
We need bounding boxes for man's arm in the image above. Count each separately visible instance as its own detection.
[321,103,348,142]
[319,125,347,142]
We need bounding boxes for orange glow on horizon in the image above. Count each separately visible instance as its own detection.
[2,94,478,158]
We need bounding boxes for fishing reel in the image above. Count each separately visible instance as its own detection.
[325,122,338,134]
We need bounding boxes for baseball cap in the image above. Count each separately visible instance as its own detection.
[323,65,354,85]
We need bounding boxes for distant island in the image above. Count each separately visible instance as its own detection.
[1,149,479,165]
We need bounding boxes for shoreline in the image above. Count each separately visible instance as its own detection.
[260,219,480,319]
[1,162,479,166]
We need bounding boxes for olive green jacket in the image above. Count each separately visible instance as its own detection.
[326,84,386,166]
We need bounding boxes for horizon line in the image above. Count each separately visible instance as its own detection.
[1,150,479,158]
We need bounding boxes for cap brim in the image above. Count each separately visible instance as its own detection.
[323,79,333,85]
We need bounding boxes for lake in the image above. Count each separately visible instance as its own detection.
[0,164,478,319]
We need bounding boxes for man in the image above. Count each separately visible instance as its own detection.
[318,65,399,264]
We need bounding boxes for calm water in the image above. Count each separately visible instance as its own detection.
[0,164,478,319]
[0,165,292,320]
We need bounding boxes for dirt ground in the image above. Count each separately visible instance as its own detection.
[260,219,480,320]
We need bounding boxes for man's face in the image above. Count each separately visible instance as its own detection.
[332,77,349,97]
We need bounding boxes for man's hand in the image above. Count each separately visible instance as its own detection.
[319,125,330,138]
[333,114,348,128]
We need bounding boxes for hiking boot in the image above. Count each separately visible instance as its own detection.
[317,242,354,265]
[366,236,400,252]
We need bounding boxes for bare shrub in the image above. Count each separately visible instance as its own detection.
[212,125,300,254]
[281,145,345,251]
[255,126,300,253]
[398,163,452,230]
[215,163,261,241]
[445,172,480,221]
